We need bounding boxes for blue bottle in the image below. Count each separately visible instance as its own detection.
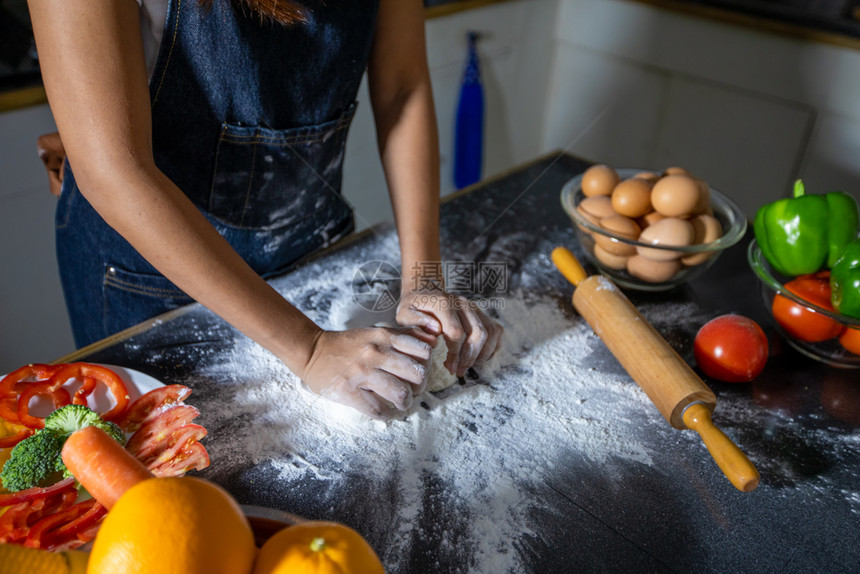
[454,31,484,190]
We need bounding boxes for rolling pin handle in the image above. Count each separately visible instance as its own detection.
[682,402,760,492]
[551,246,588,287]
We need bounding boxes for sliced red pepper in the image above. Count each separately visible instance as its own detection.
[71,376,97,406]
[42,499,106,549]
[16,384,72,429]
[0,397,20,424]
[0,488,74,544]
[48,363,130,423]
[0,477,76,507]
[24,495,95,550]
[0,501,37,543]
[0,364,62,398]
[120,384,192,432]
[0,365,62,425]
[0,427,33,448]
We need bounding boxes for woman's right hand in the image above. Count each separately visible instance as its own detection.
[299,326,436,419]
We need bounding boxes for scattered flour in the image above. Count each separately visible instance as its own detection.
[193,288,661,572]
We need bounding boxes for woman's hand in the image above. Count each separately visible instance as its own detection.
[299,326,436,419]
[397,284,504,378]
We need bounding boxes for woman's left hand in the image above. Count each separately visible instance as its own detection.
[397,284,503,377]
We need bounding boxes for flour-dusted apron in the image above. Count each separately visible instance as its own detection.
[56,0,379,347]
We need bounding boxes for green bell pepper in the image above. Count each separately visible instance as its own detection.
[831,238,860,319]
[753,180,859,276]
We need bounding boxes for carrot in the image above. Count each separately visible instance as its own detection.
[61,426,153,510]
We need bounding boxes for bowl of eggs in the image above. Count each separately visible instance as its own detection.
[561,165,747,291]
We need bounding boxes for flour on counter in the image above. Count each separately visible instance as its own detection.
[192,287,663,573]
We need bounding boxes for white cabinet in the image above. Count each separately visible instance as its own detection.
[549,0,860,214]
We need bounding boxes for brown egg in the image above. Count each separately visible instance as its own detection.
[664,166,691,176]
[636,217,695,261]
[611,178,653,218]
[651,175,702,218]
[681,214,723,266]
[692,178,712,215]
[581,164,620,197]
[637,211,665,230]
[627,255,681,283]
[633,171,660,182]
[594,244,629,270]
[595,215,641,256]
[578,196,616,223]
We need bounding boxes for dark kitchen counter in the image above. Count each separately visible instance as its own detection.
[57,152,860,573]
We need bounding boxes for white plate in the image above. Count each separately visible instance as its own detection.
[6,364,165,417]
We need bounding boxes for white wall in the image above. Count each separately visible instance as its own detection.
[342,0,558,230]
[546,0,860,217]
[0,104,71,371]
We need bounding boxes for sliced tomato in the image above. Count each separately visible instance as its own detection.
[150,440,211,478]
[16,384,72,429]
[0,478,76,507]
[47,363,130,423]
[125,404,200,459]
[120,384,192,432]
[132,423,207,467]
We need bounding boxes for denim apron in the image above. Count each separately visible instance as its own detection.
[56,0,379,347]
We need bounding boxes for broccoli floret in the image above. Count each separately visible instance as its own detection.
[1,405,127,490]
[44,405,126,479]
[44,404,126,444]
[0,430,65,492]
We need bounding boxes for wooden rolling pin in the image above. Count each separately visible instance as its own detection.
[552,246,759,492]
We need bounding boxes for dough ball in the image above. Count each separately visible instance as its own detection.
[426,338,458,392]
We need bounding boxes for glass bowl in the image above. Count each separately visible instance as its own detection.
[748,240,860,369]
[560,168,748,291]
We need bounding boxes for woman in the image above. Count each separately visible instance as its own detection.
[28,0,503,417]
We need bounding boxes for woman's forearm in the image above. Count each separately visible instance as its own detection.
[87,166,324,374]
[369,0,442,286]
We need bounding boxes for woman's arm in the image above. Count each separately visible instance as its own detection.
[368,0,503,377]
[28,0,430,417]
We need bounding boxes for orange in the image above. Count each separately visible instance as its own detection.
[86,477,256,574]
[252,520,385,574]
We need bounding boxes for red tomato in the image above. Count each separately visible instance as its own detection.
[838,327,860,356]
[119,384,192,433]
[124,404,200,460]
[694,314,769,382]
[772,272,843,343]
[150,441,211,478]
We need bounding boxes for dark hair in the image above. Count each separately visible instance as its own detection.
[201,0,308,26]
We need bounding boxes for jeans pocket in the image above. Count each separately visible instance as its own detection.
[209,104,356,230]
[102,264,194,336]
